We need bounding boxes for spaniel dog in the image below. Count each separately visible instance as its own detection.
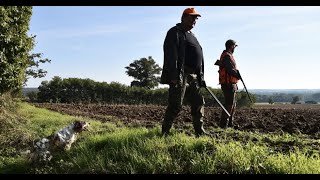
[30,120,90,162]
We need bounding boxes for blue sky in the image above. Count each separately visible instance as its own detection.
[27,6,320,90]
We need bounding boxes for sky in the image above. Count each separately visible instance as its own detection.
[26,6,320,90]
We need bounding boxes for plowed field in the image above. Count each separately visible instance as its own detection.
[32,103,320,138]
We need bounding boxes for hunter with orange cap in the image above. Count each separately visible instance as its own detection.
[160,7,210,137]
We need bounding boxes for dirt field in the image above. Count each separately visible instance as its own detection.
[32,103,320,138]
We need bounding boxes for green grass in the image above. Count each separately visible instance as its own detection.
[0,102,319,174]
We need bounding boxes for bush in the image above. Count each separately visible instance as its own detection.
[26,91,38,102]
[305,101,317,104]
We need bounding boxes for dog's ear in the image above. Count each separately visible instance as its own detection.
[73,120,84,131]
[73,120,81,127]
[73,120,81,125]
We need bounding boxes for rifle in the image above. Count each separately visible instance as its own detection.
[237,70,253,103]
[205,86,230,117]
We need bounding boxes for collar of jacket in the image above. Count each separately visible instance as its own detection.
[176,23,188,33]
[225,49,233,55]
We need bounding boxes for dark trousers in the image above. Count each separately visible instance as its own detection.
[162,73,205,135]
[220,83,237,128]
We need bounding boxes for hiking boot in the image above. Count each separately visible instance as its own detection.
[230,124,239,130]
[220,113,229,128]
[161,116,173,137]
[219,119,228,129]
[228,117,233,127]
[161,126,170,137]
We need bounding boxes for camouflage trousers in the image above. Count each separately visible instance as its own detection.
[162,73,205,135]
[220,83,238,128]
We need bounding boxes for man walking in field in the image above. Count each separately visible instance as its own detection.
[160,7,209,137]
[215,39,241,128]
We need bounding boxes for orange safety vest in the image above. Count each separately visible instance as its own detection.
[218,51,239,84]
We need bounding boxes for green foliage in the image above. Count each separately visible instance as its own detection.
[0,7,51,95]
[200,87,224,107]
[268,97,274,104]
[311,93,320,102]
[125,56,162,89]
[25,52,51,84]
[255,92,320,103]
[305,100,317,104]
[36,77,169,105]
[291,96,300,104]
[201,88,255,108]
[26,91,38,102]
[0,95,32,174]
[237,91,255,108]
[35,77,256,107]
[37,76,63,103]
[0,6,33,94]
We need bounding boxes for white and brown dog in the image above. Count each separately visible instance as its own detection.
[30,120,90,162]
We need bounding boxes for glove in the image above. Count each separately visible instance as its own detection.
[200,80,207,88]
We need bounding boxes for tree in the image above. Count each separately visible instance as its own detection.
[26,91,38,102]
[37,76,63,103]
[291,96,300,104]
[237,91,255,108]
[268,97,274,104]
[125,56,162,89]
[25,52,51,85]
[0,6,33,95]
[312,93,320,102]
[0,6,50,95]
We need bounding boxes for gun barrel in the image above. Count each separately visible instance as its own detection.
[241,79,253,103]
[205,87,231,117]
[238,71,253,103]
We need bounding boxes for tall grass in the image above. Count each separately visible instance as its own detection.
[0,102,319,174]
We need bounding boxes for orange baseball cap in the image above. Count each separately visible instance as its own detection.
[182,8,201,17]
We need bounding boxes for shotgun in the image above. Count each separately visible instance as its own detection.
[205,87,230,117]
[237,70,253,103]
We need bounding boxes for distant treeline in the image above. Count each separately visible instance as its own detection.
[26,76,255,107]
[255,93,320,103]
